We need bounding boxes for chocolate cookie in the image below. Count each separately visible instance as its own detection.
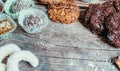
[84,1,116,34]
[84,0,120,47]
[48,2,79,24]
[106,13,120,47]
[84,4,104,34]
[114,0,120,12]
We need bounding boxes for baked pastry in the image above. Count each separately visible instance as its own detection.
[0,20,13,34]
[7,51,39,71]
[11,0,30,13]
[84,1,116,34]
[84,0,120,47]
[39,0,75,5]
[4,0,35,19]
[18,8,49,33]
[114,0,120,12]
[0,44,21,71]
[106,13,120,47]
[48,2,79,24]
[84,4,104,34]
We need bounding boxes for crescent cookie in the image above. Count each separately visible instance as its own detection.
[0,44,21,71]
[7,51,39,71]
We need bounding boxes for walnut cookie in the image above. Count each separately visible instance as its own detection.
[48,1,80,24]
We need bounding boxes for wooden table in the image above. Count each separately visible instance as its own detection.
[0,2,119,71]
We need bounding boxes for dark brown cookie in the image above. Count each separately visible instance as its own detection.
[84,4,104,34]
[114,0,120,12]
[106,13,120,47]
[84,0,120,48]
[48,2,79,24]
[84,1,116,35]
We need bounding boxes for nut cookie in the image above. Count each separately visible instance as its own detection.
[48,2,79,24]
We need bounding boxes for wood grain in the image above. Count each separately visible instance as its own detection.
[0,1,120,71]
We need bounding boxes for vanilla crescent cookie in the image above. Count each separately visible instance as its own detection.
[7,51,39,71]
[0,44,21,71]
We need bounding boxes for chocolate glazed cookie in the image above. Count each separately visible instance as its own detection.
[48,1,79,24]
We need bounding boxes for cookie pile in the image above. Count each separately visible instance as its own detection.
[84,0,120,47]
[40,0,80,24]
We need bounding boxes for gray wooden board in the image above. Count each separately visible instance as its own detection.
[0,1,120,71]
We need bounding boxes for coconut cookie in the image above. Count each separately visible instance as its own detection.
[48,1,79,24]
[18,8,49,33]
[7,51,39,71]
[0,44,21,71]
[4,0,35,19]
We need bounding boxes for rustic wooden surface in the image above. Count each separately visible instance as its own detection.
[0,1,120,71]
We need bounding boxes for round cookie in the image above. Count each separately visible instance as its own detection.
[48,2,79,24]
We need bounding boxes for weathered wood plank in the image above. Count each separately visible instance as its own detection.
[0,38,119,71]
[0,0,120,71]
[18,57,119,71]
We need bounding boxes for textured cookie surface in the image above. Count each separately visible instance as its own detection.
[48,2,79,24]
[106,13,120,47]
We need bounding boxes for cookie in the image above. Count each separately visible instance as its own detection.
[48,2,79,24]
[11,0,30,13]
[18,8,49,33]
[106,13,120,47]
[114,0,120,12]
[84,1,116,34]
[84,4,104,34]
[4,0,35,19]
